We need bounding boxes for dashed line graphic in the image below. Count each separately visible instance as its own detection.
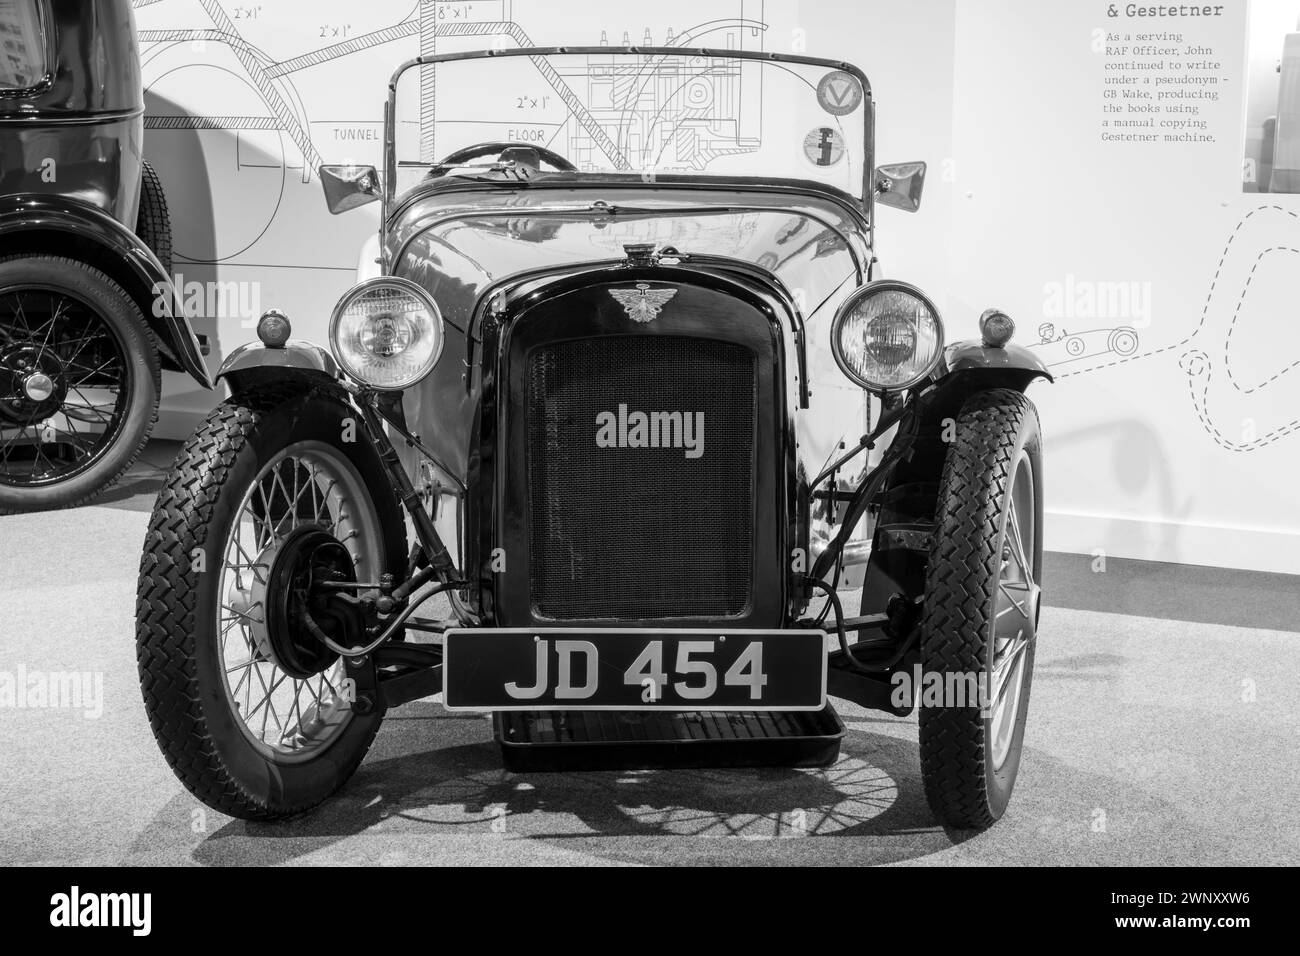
[1024,204,1300,451]
[1223,245,1300,394]
[1047,205,1299,378]
[1182,350,1300,452]
[1177,205,1300,452]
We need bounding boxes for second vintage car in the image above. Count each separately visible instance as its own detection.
[135,46,1051,830]
[0,0,211,513]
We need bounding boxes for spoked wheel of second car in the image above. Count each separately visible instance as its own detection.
[0,256,161,513]
[137,387,408,820]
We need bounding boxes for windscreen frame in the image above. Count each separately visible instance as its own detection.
[382,45,876,231]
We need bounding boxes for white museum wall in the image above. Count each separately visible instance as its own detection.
[142,0,1299,573]
[946,0,1300,573]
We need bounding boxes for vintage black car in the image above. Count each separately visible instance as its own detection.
[136,47,1051,830]
[0,0,210,513]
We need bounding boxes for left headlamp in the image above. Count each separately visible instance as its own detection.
[328,277,445,389]
[830,280,944,392]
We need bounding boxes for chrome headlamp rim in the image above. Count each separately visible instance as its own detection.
[328,276,445,390]
[830,279,945,393]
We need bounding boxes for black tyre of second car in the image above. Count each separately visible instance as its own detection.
[0,255,161,514]
[918,388,1044,830]
[136,159,173,276]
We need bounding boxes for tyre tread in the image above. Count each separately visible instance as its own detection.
[917,388,1040,829]
[136,160,173,276]
[135,385,377,821]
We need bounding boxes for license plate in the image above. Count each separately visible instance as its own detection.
[442,628,827,712]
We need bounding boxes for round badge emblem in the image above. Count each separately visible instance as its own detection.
[803,127,846,168]
[816,70,863,116]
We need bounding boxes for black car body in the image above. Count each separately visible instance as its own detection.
[0,0,209,512]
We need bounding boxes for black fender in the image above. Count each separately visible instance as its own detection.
[0,194,212,388]
[858,339,1052,613]
[216,340,341,395]
[913,339,1053,436]
[937,340,1054,390]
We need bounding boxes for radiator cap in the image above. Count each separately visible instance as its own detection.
[623,242,658,266]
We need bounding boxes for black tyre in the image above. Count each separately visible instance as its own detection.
[0,255,161,514]
[136,387,408,820]
[918,388,1043,829]
[136,160,173,276]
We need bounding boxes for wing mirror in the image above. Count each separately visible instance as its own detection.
[874,162,927,212]
[320,164,381,214]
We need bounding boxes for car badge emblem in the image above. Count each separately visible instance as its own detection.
[610,283,677,324]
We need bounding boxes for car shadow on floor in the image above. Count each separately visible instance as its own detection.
[122,706,933,863]
[87,440,181,513]
[92,471,167,511]
[123,699,1231,866]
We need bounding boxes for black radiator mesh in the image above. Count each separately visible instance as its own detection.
[526,335,757,620]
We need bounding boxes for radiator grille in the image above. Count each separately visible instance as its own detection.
[525,335,757,620]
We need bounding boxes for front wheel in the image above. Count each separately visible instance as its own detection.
[918,388,1043,829]
[136,387,407,820]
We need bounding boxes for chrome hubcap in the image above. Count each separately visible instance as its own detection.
[989,451,1038,771]
[22,372,54,402]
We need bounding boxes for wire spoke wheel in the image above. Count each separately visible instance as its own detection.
[217,441,386,763]
[137,388,406,820]
[0,288,130,486]
[0,256,160,514]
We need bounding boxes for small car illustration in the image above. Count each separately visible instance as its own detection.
[0,0,211,513]
[136,47,1051,830]
[1033,322,1140,368]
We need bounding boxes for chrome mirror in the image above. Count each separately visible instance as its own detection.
[320,164,381,215]
[874,162,927,213]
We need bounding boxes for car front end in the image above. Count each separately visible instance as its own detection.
[137,46,1051,829]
